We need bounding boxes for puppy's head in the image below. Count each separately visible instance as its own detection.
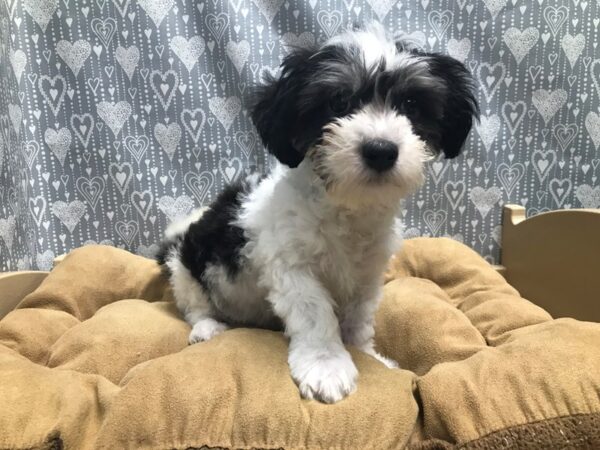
[250,23,479,208]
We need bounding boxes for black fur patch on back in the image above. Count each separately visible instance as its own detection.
[178,179,250,288]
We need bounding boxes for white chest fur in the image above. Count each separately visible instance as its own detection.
[317,208,399,304]
[238,162,402,307]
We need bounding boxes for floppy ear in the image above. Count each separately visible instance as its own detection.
[249,48,313,168]
[425,54,479,158]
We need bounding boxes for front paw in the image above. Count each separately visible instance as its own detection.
[370,351,399,369]
[289,346,358,403]
[188,318,229,344]
[360,346,399,369]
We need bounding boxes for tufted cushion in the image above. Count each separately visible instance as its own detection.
[0,239,598,449]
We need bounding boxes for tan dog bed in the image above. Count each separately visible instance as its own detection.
[1,238,598,449]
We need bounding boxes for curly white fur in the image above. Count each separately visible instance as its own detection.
[162,21,477,403]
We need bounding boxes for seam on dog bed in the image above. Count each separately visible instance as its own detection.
[409,412,600,450]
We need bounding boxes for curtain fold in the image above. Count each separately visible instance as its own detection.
[0,0,599,270]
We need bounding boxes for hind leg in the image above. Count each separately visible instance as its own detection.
[165,253,229,344]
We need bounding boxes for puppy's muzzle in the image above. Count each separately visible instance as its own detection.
[360,139,398,172]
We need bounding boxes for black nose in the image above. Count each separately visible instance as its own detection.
[360,139,398,172]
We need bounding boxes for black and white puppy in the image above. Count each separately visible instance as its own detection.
[158,23,478,403]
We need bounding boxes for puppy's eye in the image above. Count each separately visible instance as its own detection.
[329,93,351,114]
[404,97,418,114]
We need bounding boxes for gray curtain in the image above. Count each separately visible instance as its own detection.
[1,0,599,271]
